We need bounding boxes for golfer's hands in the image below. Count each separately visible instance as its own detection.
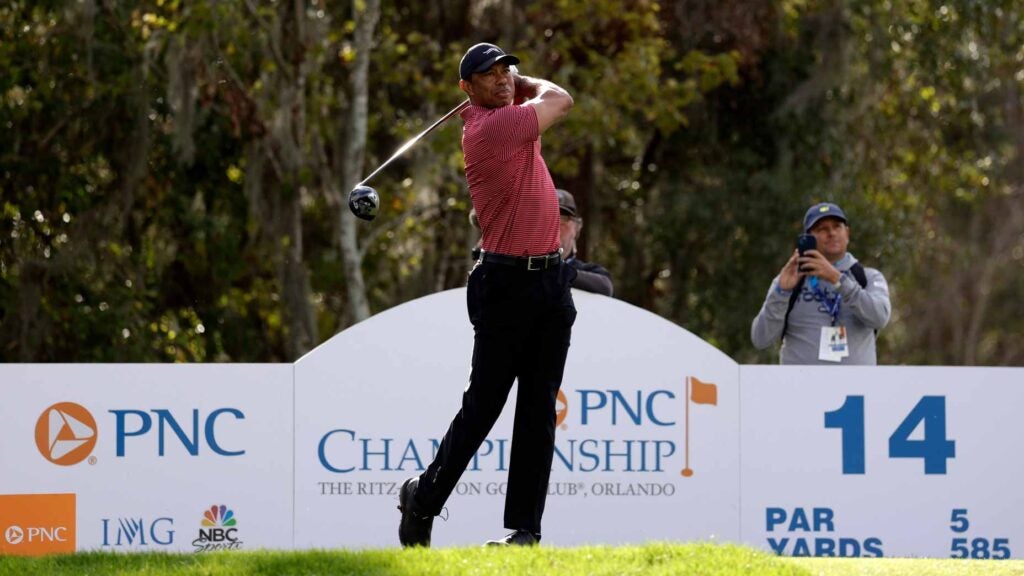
[513,71,538,104]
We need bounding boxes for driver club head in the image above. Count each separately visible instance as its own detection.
[348,185,380,221]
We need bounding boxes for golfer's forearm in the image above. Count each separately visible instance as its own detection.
[515,75,571,102]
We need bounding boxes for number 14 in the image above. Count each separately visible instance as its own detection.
[824,396,956,474]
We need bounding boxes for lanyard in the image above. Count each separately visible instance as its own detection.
[808,276,842,326]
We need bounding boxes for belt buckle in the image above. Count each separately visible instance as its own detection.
[527,255,542,271]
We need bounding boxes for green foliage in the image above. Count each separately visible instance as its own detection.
[2,0,1022,365]
[816,0,1024,364]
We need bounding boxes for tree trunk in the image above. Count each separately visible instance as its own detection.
[281,193,318,358]
[338,0,380,324]
[260,3,319,358]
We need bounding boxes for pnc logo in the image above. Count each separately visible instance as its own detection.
[35,402,97,466]
[555,390,568,428]
[0,494,76,556]
[5,526,24,545]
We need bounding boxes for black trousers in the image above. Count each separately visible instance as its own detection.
[414,260,576,535]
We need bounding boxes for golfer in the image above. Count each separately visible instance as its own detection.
[397,43,575,547]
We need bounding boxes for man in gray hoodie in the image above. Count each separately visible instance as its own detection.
[751,202,891,364]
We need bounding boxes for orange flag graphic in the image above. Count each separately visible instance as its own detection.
[682,376,718,477]
[690,377,718,405]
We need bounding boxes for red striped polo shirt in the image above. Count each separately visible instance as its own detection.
[461,103,560,257]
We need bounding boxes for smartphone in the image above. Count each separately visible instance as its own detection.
[797,234,817,255]
[797,234,816,272]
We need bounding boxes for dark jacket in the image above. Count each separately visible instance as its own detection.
[566,257,613,296]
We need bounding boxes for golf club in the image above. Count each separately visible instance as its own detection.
[349,98,471,221]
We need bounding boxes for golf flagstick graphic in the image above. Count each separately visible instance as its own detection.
[681,376,718,477]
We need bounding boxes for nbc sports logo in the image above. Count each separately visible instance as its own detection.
[193,505,243,552]
[202,505,237,528]
[34,402,97,466]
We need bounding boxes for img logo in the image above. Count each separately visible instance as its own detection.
[101,517,174,548]
[192,505,242,552]
[35,403,97,466]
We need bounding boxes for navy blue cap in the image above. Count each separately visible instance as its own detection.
[459,43,520,81]
[556,189,578,217]
[803,202,848,232]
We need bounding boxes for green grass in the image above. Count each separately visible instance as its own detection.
[2,543,1023,576]
[791,557,1024,575]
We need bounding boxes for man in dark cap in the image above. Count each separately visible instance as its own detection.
[469,189,614,296]
[397,42,575,548]
[751,202,891,364]
[556,189,613,296]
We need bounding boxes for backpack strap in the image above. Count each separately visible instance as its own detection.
[781,276,806,340]
[850,262,868,288]
[782,263,870,340]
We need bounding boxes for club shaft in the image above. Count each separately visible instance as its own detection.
[358,99,471,187]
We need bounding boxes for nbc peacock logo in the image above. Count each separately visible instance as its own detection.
[192,505,242,552]
[201,505,236,528]
[34,403,97,466]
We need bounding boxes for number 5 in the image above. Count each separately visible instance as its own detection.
[950,509,969,533]
[993,538,1011,560]
[951,537,969,559]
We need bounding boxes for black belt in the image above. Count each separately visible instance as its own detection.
[480,250,562,271]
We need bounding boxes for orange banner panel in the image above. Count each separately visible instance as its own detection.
[0,494,76,556]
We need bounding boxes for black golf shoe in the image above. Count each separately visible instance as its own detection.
[485,529,540,546]
[397,477,433,547]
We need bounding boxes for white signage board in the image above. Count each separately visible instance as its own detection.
[6,304,1021,558]
[739,366,1024,559]
[295,288,740,548]
[0,364,293,553]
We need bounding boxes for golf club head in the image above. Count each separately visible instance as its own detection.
[348,185,380,221]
